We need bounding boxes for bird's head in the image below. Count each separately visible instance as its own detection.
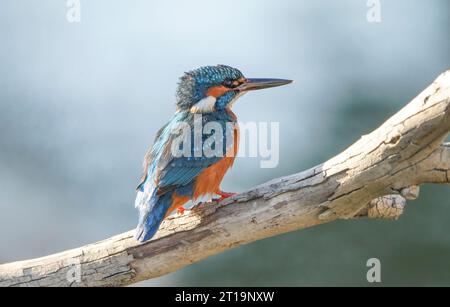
[176,65,292,113]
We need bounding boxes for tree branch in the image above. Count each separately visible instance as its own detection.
[1,70,449,287]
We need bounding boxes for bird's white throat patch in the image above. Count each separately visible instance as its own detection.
[190,96,216,113]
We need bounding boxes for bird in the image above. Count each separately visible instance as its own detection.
[134,65,292,242]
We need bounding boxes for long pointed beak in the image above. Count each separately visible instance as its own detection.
[236,78,293,92]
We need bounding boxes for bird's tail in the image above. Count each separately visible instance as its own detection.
[134,191,173,242]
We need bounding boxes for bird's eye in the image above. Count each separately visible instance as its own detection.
[222,79,233,88]
[223,79,240,89]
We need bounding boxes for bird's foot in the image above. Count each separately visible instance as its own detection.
[177,206,190,215]
[217,191,237,201]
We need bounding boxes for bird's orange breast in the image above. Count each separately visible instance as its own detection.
[193,113,239,200]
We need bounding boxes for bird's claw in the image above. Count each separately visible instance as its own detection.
[177,206,189,215]
[217,191,237,201]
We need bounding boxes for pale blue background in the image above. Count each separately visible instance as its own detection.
[0,0,449,286]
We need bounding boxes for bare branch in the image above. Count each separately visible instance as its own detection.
[1,70,449,287]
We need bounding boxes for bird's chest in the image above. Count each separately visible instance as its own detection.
[226,109,239,157]
[192,109,239,198]
[201,109,239,155]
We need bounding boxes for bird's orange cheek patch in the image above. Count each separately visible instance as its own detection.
[207,86,230,98]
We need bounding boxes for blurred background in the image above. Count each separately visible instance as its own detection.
[0,0,449,286]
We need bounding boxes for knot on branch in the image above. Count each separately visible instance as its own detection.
[367,195,406,220]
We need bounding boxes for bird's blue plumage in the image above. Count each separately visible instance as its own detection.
[135,110,235,242]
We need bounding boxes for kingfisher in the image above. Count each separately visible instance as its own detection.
[134,65,292,242]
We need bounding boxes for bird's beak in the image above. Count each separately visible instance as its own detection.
[236,78,293,92]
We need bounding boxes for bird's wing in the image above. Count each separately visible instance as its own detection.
[136,121,168,191]
[154,118,223,195]
[137,113,230,197]
[155,155,221,196]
